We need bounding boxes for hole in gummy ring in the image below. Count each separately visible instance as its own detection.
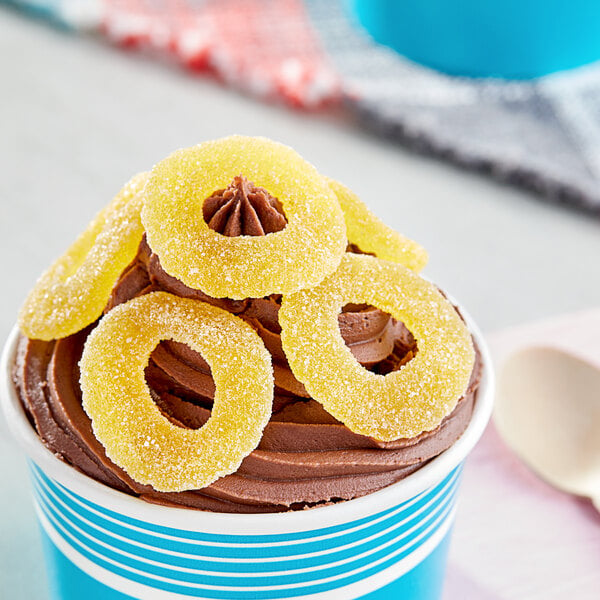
[339,304,418,373]
[146,340,215,430]
[202,175,287,237]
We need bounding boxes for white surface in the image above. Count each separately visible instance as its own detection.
[1,7,599,600]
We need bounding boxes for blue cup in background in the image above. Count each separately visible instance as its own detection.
[349,0,600,79]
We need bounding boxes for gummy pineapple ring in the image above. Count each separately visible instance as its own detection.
[279,254,475,441]
[80,291,274,492]
[18,173,148,341]
[142,136,347,299]
[326,178,428,272]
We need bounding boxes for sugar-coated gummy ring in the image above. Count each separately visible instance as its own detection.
[279,254,474,441]
[18,173,149,341]
[326,177,428,272]
[80,292,273,492]
[142,136,347,299]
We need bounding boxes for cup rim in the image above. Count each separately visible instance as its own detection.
[1,304,494,534]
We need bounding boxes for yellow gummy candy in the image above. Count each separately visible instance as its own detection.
[80,292,274,492]
[18,173,148,341]
[327,177,428,272]
[279,254,474,441]
[142,136,347,300]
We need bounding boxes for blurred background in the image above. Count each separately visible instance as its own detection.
[1,1,599,599]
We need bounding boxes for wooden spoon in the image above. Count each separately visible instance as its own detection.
[494,346,600,506]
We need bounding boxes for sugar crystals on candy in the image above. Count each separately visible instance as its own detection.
[79,291,274,493]
[18,173,149,341]
[279,254,475,441]
[327,177,428,272]
[142,136,347,299]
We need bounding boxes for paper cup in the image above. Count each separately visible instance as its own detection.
[1,314,493,600]
[349,0,600,79]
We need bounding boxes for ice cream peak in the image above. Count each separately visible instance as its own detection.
[202,175,287,236]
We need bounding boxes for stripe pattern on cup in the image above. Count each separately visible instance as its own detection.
[30,463,461,600]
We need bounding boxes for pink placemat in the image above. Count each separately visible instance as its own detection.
[445,422,600,600]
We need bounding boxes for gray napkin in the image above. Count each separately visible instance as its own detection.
[308,0,600,215]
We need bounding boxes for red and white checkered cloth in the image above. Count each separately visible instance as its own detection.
[101,0,340,108]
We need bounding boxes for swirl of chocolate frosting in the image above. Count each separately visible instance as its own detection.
[14,186,482,512]
[202,175,287,236]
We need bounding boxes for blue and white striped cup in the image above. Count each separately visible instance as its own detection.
[1,315,493,600]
